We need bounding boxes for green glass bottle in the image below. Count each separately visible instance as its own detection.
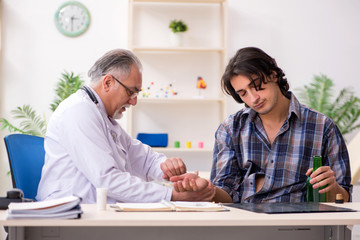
[306,177,314,202]
[306,155,327,202]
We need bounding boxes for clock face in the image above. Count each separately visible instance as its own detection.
[55,1,90,37]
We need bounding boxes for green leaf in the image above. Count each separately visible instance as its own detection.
[50,71,84,112]
[296,74,360,136]
[10,105,46,137]
[169,19,188,33]
[0,118,26,134]
[1,70,84,138]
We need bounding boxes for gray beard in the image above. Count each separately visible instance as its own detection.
[112,109,123,119]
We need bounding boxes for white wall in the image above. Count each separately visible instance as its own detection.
[226,0,360,117]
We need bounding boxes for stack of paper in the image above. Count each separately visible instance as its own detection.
[6,195,82,219]
[115,200,228,212]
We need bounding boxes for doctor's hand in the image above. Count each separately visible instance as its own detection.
[161,157,187,180]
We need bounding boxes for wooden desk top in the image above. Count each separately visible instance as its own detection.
[1,203,360,227]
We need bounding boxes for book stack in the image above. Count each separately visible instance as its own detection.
[6,195,82,219]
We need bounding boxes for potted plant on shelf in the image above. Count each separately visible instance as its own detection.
[168,19,188,47]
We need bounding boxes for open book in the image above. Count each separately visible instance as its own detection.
[115,200,228,212]
[6,195,82,219]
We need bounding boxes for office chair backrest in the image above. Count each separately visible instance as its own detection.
[4,134,45,200]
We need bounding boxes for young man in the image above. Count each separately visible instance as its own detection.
[209,47,352,203]
[36,49,214,203]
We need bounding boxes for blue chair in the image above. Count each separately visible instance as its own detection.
[4,134,45,200]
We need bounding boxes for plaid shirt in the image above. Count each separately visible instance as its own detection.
[211,93,352,203]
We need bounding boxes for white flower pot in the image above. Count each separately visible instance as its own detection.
[169,32,184,47]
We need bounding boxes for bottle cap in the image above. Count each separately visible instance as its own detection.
[335,193,344,204]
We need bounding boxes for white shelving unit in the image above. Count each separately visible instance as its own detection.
[128,0,227,174]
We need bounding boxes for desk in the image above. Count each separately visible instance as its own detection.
[1,203,360,240]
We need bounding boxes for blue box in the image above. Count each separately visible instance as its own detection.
[136,133,168,147]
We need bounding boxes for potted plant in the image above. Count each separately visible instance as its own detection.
[0,71,84,137]
[296,74,360,137]
[169,19,188,33]
[168,19,188,47]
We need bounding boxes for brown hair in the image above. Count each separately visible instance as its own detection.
[221,47,289,104]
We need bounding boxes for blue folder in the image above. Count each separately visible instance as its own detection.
[136,133,168,147]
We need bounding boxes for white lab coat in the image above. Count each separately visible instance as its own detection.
[36,88,172,203]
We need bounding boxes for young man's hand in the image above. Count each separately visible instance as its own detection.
[170,172,207,192]
[306,166,336,193]
[160,157,187,180]
[306,166,349,202]
[170,172,216,201]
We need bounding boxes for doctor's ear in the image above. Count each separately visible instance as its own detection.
[102,75,113,92]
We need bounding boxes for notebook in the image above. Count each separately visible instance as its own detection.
[114,200,228,212]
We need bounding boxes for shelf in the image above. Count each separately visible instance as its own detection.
[152,147,213,153]
[132,47,225,53]
[128,0,227,172]
[137,97,225,104]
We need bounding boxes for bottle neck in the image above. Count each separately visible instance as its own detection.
[313,155,322,171]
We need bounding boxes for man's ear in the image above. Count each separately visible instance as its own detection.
[102,75,113,92]
[271,71,278,82]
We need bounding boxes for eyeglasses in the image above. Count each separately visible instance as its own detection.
[110,75,140,99]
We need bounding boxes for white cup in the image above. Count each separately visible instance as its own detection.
[96,188,108,210]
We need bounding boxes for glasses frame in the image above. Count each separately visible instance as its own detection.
[110,75,139,99]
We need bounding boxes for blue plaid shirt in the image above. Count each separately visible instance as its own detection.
[211,93,352,203]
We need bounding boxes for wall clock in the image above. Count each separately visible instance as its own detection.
[54,1,91,37]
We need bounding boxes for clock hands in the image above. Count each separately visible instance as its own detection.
[70,15,80,32]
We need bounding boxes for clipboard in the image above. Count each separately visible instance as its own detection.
[225,202,356,214]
